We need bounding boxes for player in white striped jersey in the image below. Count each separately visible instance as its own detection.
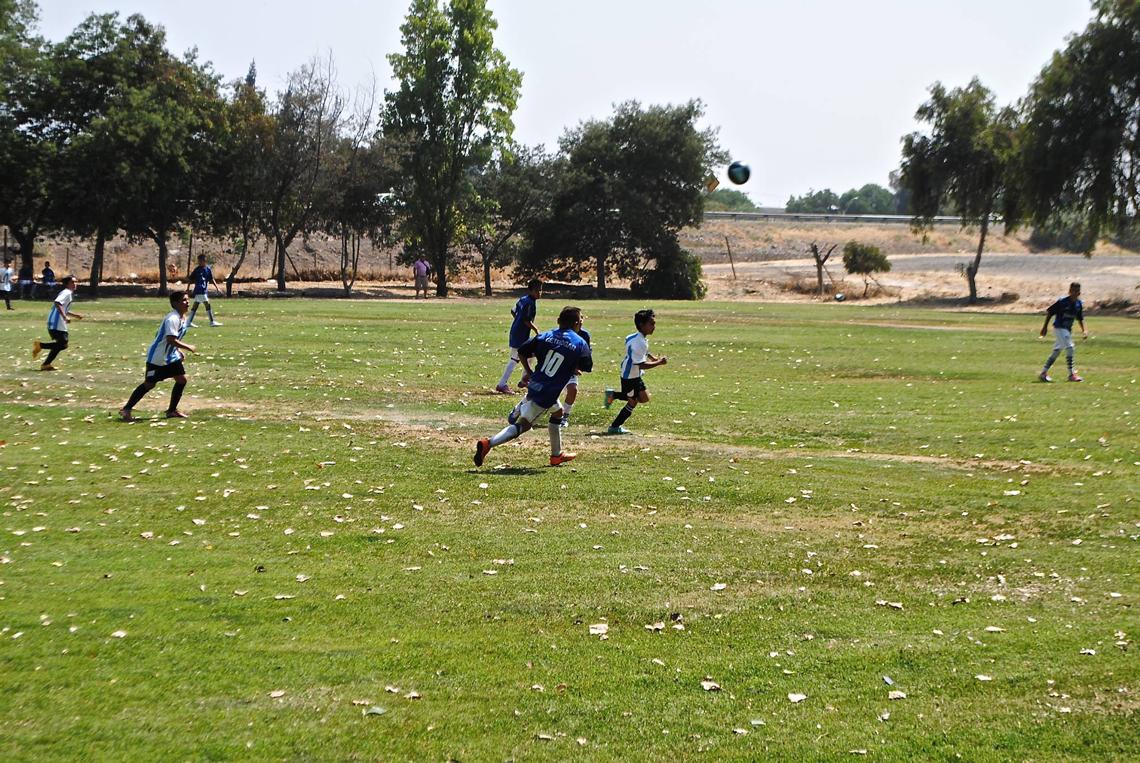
[119,291,197,421]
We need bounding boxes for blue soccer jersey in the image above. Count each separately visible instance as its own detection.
[189,265,213,296]
[1047,296,1083,330]
[519,328,592,408]
[509,294,537,347]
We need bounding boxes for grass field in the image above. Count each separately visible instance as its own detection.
[1,297,1136,761]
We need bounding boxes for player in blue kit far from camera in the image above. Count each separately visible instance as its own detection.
[1038,282,1087,383]
[187,254,223,327]
[495,279,541,393]
[475,306,592,468]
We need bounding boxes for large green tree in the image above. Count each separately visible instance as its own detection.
[206,64,274,296]
[521,100,724,297]
[0,0,51,269]
[464,144,555,296]
[1019,0,1140,245]
[899,78,1020,303]
[383,0,521,297]
[263,57,345,291]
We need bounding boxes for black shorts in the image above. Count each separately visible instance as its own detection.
[620,376,647,397]
[145,362,186,383]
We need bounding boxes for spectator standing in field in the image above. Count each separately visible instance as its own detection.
[604,309,668,435]
[186,254,222,327]
[413,255,431,298]
[1039,281,1088,382]
[1,258,13,310]
[495,279,542,394]
[18,262,34,300]
[119,291,197,421]
[40,261,56,299]
[32,275,83,371]
[475,306,592,468]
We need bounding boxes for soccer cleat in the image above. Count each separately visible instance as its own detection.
[40,363,56,371]
[1038,371,1052,383]
[210,321,222,327]
[165,410,188,419]
[474,438,490,467]
[1068,373,1083,382]
[32,339,41,359]
[607,425,632,435]
[119,408,135,422]
[517,375,530,388]
[604,388,615,408]
[494,384,512,395]
[188,322,199,328]
[549,451,577,466]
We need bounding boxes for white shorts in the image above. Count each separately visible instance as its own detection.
[511,398,557,427]
[1052,327,1074,351]
[193,293,210,304]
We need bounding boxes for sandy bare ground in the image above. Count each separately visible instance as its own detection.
[701,252,1140,311]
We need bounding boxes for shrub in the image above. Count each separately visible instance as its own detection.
[636,243,706,300]
[842,241,891,297]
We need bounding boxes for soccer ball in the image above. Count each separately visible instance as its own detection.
[727,161,750,185]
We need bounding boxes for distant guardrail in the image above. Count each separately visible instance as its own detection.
[704,211,966,225]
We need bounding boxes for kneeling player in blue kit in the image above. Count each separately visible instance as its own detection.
[475,306,592,467]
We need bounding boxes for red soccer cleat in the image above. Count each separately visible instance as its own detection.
[474,438,490,467]
[1068,373,1083,382]
[549,452,577,466]
[165,410,189,419]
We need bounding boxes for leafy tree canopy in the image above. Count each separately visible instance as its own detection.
[1019,0,1140,243]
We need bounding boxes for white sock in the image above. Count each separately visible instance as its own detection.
[548,419,562,456]
[561,402,574,417]
[490,423,521,448]
[498,359,517,387]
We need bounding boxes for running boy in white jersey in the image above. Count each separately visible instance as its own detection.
[119,291,197,421]
[187,254,222,327]
[495,279,542,393]
[604,309,667,435]
[32,275,83,371]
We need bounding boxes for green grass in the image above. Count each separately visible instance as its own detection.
[1,297,1137,761]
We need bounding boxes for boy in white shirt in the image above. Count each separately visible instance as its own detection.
[32,275,84,371]
[604,309,667,435]
[119,291,197,421]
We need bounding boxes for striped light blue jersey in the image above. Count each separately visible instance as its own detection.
[145,310,188,366]
[620,332,649,379]
[47,289,74,332]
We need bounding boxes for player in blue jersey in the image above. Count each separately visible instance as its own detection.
[187,254,222,327]
[495,279,542,393]
[604,309,668,434]
[556,323,591,428]
[1039,282,1088,382]
[31,275,84,371]
[475,306,592,467]
[119,291,197,421]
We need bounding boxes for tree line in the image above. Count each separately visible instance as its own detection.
[899,0,1139,302]
[0,0,723,299]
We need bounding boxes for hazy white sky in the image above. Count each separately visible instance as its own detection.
[38,0,1093,207]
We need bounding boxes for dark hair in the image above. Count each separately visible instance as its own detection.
[198,254,206,261]
[634,309,655,330]
[557,306,582,329]
[528,278,543,291]
[1069,282,1081,291]
[169,290,187,308]
[61,275,76,285]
